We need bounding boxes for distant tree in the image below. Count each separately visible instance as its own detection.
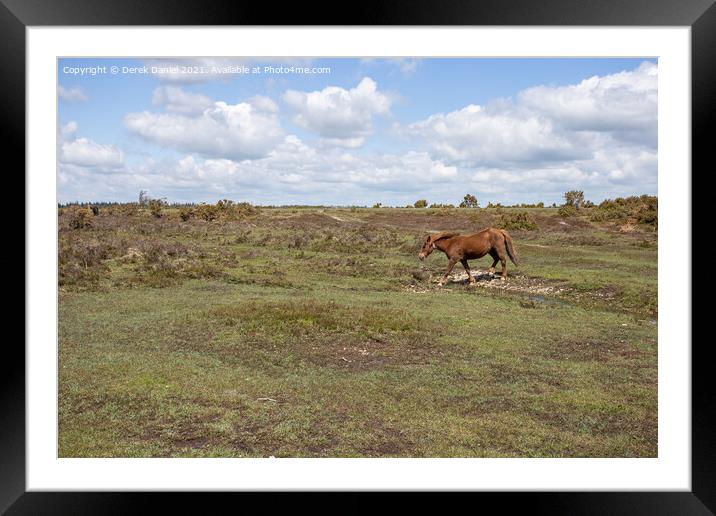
[372,202,382,208]
[138,190,149,207]
[459,193,479,208]
[563,190,586,209]
[414,199,428,208]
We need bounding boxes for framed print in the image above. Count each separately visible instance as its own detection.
[7,0,712,512]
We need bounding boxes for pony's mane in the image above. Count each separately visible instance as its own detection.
[431,231,460,242]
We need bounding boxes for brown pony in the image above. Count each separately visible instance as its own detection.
[418,228,519,285]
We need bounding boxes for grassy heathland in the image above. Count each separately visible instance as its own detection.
[58,203,657,457]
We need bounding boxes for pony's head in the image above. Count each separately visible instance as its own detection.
[418,232,459,261]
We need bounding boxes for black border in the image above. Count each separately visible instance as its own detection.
[7,0,712,512]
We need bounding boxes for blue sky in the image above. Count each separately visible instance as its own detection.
[58,57,657,206]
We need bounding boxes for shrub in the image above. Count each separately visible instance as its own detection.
[497,211,538,231]
[58,235,125,288]
[558,204,579,218]
[414,199,428,208]
[590,195,657,229]
[148,199,165,218]
[116,203,139,217]
[179,206,195,221]
[65,206,94,230]
[195,203,219,221]
[194,200,260,221]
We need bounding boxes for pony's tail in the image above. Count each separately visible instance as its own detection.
[500,230,519,265]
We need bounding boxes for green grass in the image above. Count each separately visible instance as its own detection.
[58,206,657,457]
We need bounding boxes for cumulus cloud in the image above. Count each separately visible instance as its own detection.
[283,77,391,147]
[124,95,284,160]
[58,121,123,171]
[404,103,586,165]
[520,61,657,146]
[397,61,658,201]
[58,134,465,204]
[58,85,88,102]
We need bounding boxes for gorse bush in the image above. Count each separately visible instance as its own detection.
[192,200,260,222]
[590,195,657,229]
[148,198,166,218]
[179,206,195,221]
[496,211,538,231]
[195,203,219,221]
[558,204,579,218]
[64,206,94,230]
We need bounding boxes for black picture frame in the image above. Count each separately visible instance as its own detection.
[7,0,711,512]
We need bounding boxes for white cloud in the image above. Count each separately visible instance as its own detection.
[58,85,88,102]
[404,103,585,165]
[58,134,466,204]
[395,61,658,202]
[124,96,284,161]
[283,77,391,146]
[58,121,123,171]
[152,86,213,115]
[520,61,657,146]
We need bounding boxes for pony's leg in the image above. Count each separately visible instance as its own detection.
[488,249,499,274]
[493,241,508,280]
[461,259,475,283]
[438,258,457,286]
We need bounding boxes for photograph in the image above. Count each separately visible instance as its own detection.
[57,56,658,459]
